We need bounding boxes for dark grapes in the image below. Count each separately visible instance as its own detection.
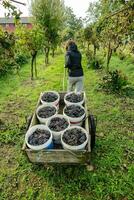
[66,93,83,103]
[62,128,86,146]
[64,105,85,117]
[49,117,69,132]
[42,92,58,102]
[38,106,56,118]
[28,129,50,146]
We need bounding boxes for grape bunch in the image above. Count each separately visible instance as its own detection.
[64,105,85,117]
[28,129,50,145]
[42,92,58,102]
[63,128,86,146]
[38,106,56,118]
[49,117,69,132]
[66,93,83,103]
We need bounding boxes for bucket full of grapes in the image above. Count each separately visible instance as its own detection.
[36,104,57,124]
[25,125,53,150]
[64,92,84,106]
[47,114,70,144]
[41,91,60,109]
[63,104,85,126]
[61,126,89,151]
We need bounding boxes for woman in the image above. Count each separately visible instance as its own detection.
[65,40,84,92]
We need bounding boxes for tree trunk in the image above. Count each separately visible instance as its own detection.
[44,47,50,65]
[87,43,90,52]
[52,48,55,58]
[31,55,34,80]
[31,51,37,80]
[93,45,97,59]
[106,41,113,73]
[34,53,37,78]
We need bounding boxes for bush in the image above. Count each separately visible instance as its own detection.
[0,29,18,77]
[118,51,126,60]
[88,58,102,69]
[15,53,29,66]
[100,70,128,92]
[0,60,17,77]
[86,50,103,69]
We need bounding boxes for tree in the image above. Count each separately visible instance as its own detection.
[62,7,83,41]
[84,0,134,72]
[15,25,44,79]
[50,31,60,57]
[0,1,26,76]
[31,0,65,64]
[61,27,74,42]
[65,7,83,30]
[83,25,99,59]
[86,1,101,24]
[0,27,16,76]
[1,0,25,21]
[86,0,134,72]
[75,28,85,49]
[84,26,93,52]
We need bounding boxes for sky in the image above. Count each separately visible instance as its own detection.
[64,0,97,18]
[0,0,97,18]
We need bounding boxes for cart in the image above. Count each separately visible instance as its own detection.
[22,92,96,165]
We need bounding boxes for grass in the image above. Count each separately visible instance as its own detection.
[109,54,134,85]
[0,52,134,200]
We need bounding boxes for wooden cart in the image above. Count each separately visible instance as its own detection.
[22,92,96,165]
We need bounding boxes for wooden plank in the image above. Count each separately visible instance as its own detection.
[29,93,42,128]
[22,94,42,150]
[84,94,91,152]
[25,149,89,164]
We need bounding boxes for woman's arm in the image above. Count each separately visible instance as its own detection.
[65,52,71,68]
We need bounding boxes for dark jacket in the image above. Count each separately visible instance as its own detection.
[65,44,83,77]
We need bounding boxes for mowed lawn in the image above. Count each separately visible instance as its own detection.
[0,53,134,200]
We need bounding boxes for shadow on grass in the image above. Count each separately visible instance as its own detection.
[30,163,91,193]
[122,86,134,99]
[96,84,134,99]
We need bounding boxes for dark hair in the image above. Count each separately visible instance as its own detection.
[65,39,76,51]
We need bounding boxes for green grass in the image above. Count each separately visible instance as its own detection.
[0,53,134,200]
[109,55,134,84]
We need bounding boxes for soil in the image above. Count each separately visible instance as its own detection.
[41,92,58,102]
[64,105,85,117]
[48,117,69,132]
[28,129,50,146]
[38,106,56,118]
[62,128,86,146]
[66,93,83,103]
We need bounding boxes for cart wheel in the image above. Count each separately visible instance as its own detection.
[88,115,97,150]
